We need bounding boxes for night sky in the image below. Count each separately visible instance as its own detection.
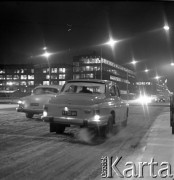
[1,1,174,91]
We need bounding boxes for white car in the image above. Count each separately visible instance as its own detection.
[16,85,62,118]
[41,79,129,137]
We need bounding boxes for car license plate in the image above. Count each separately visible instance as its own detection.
[30,103,39,106]
[62,110,77,116]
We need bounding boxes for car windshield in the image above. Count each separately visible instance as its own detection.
[62,82,105,94]
[33,87,58,95]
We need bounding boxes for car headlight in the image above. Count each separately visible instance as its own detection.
[93,114,101,122]
[43,111,48,117]
[43,105,48,117]
[92,109,101,121]
[18,100,24,104]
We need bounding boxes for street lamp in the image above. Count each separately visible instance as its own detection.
[131,59,138,65]
[171,62,174,66]
[41,51,53,85]
[100,38,118,80]
[154,75,160,80]
[144,68,149,73]
[163,25,170,31]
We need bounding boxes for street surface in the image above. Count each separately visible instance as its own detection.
[0,103,170,180]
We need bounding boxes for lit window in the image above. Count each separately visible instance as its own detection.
[28,81,34,86]
[31,69,34,73]
[51,75,57,79]
[16,70,20,74]
[86,73,93,78]
[73,74,80,79]
[21,69,24,73]
[46,75,50,79]
[43,68,49,73]
[0,75,5,79]
[59,81,65,85]
[59,74,65,79]
[43,81,49,85]
[6,75,12,80]
[13,82,19,86]
[51,68,57,73]
[0,69,5,73]
[13,75,19,80]
[6,82,13,86]
[86,66,93,71]
[43,68,47,73]
[21,81,27,86]
[28,75,34,79]
[21,75,27,79]
[59,68,66,73]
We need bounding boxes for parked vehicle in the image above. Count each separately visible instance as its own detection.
[41,79,129,137]
[16,85,62,118]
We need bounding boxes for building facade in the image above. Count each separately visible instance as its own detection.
[34,63,73,86]
[0,64,35,93]
[72,55,136,98]
[0,63,73,94]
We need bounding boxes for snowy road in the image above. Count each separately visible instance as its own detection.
[0,104,169,180]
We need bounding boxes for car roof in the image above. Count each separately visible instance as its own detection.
[34,85,62,90]
[66,79,114,84]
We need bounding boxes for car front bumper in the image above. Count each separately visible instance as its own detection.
[41,115,108,127]
[16,107,43,114]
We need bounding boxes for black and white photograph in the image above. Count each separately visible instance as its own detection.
[0,1,174,179]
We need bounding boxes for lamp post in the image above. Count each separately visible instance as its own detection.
[126,59,138,101]
[42,51,52,85]
[100,38,118,80]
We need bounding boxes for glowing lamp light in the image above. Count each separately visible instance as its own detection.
[131,60,138,65]
[171,62,174,66]
[144,69,149,73]
[136,94,152,105]
[155,76,160,80]
[42,52,52,58]
[105,38,118,48]
[163,25,170,31]
[93,114,100,122]
[43,111,48,117]
[8,82,13,86]
[64,107,69,111]
[18,100,23,104]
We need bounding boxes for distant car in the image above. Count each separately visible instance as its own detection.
[155,96,166,102]
[41,79,129,137]
[16,85,62,118]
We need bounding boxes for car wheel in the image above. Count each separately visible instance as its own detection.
[50,123,57,132]
[26,113,33,118]
[55,124,66,134]
[99,116,114,138]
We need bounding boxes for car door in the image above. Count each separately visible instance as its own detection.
[115,85,126,121]
[109,84,122,123]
